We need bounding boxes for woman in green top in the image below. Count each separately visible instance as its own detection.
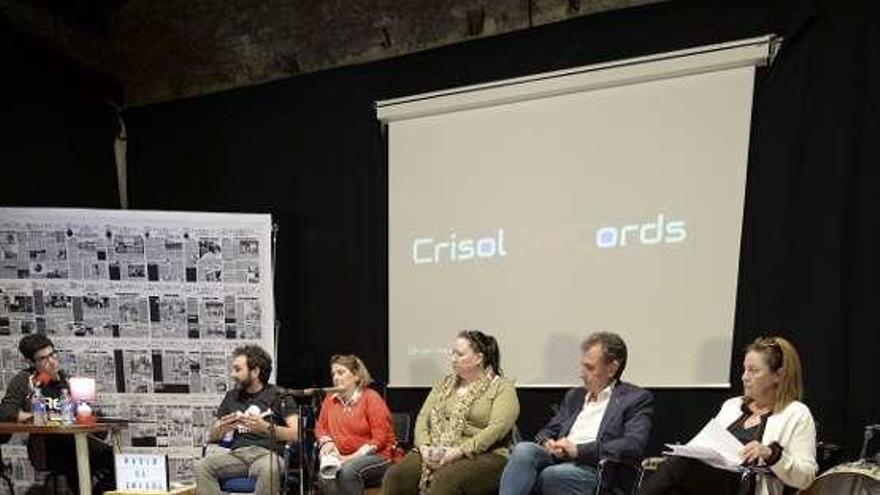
[382,330,520,495]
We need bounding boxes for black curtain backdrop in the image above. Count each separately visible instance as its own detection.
[3,0,878,460]
[0,21,120,208]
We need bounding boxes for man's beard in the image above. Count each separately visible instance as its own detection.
[235,376,253,392]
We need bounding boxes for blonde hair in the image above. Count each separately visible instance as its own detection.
[746,336,803,412]
[329,354,373,387]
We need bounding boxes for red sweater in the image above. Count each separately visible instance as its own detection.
[314,387,396,459]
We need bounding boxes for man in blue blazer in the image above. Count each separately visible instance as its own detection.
[499,332,653,495]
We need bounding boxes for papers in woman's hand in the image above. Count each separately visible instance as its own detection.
[664,419,744,472]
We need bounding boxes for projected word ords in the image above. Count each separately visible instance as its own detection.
[595,214,686,248]
[412,229,507,265]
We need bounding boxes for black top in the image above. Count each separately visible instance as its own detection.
[727,403,771,445]
[0,367,69,421]
[215,384,298,453]
[728,420,763,445]
[0,367,73,457]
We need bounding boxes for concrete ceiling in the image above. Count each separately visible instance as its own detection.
[2,0,666,106]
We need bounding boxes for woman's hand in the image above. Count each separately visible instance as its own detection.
[419,445,437,470]
[438,447,463,467]
[337,444,375,464]
[318,438,337,457]
[740,440,772,465]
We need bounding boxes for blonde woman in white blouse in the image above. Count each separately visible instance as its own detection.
[641,336,817,495]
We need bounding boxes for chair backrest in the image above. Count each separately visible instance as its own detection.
[509,424,522,449]
[372,381,389,401]
[391,412,412,447]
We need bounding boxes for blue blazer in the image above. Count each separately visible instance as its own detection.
[534,381,653,466]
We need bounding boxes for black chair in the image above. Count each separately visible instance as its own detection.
[594,457,644,495]
[390,412,412,453]
[201,442,300,495]
[636,456,812,495]
[737,465,799,495]
[731,438,839,495]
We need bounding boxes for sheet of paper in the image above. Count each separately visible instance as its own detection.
[664,419,745,472]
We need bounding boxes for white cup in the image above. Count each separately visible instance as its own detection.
[319,453,341,480]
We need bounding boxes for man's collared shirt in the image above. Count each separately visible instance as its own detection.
[566,382,615,444]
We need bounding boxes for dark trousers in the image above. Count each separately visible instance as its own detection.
[639,457,742,495]
[30,435,116,494]
[381,450,507,495]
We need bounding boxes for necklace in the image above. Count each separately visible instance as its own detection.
[339,388,359,413]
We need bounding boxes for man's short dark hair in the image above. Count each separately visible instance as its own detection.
[19,334,54,362]
[581,331,628,380]
[232,345,273,384]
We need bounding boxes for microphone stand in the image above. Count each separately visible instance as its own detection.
[274,390,300,495]
[300,393,323,495]
[268,391,291,495]
[298,397,306,495]
[276,390,317,495]
[268,410,277,495]
[275,386,339,494]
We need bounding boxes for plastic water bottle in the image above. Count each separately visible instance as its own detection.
[31,389,48,426]
[60,388,76,425]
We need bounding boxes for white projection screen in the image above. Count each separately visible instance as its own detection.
[380,37,774,388]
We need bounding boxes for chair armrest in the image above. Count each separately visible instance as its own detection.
[598,458,642,475]
[595,458,643,495]
[741,465,774,476]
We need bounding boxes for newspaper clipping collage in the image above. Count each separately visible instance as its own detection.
[0,207,276,493]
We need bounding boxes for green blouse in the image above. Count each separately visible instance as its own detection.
[414,375,520,457]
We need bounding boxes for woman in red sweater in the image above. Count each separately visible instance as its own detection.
[315,354,396,495]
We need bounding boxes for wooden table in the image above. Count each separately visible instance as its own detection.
[0,422,126,495]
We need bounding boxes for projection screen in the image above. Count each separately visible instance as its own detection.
[379,36,774,387]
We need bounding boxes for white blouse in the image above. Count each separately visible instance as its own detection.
[714,397,818,495]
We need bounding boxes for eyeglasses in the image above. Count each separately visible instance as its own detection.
[34,350,59,364]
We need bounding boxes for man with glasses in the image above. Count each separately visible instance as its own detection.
[0,334,115,494]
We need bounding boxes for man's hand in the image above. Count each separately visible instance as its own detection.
[218,412,239,426]
[552,438,578,460]
[17,410,33,423]
[543,439,567,458]
[214,412,240,435]
[237,414,271,435]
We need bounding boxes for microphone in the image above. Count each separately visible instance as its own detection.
[34,372,52,387]
[277,386,346,397]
